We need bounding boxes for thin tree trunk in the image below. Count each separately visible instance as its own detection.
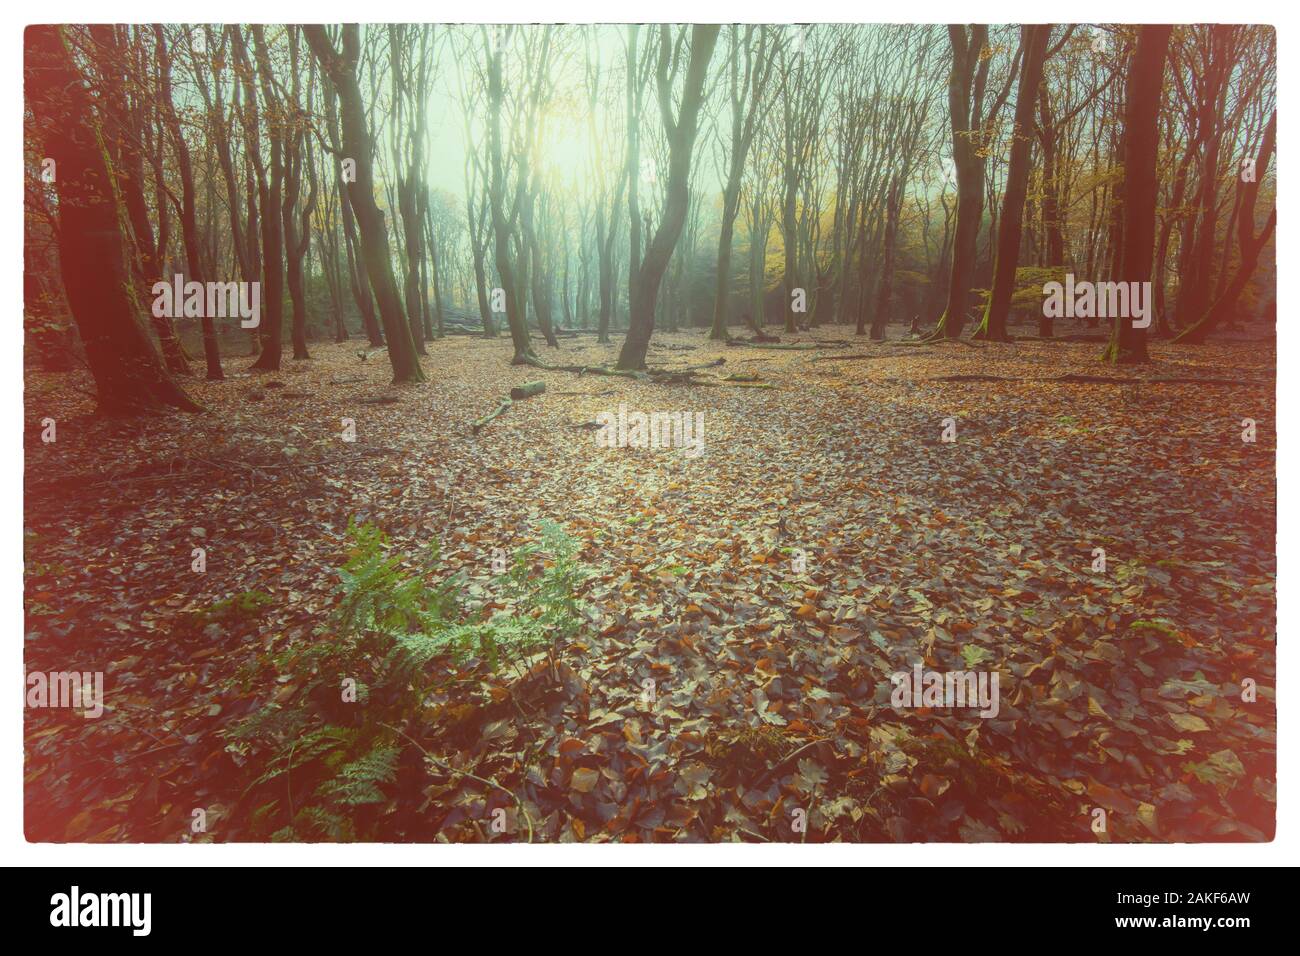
[304,25,424,383]
[975,24,1051,341]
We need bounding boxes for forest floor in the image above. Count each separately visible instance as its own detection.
[23,323,1275,843]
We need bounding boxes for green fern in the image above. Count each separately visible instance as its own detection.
[317,744,399,806]
[225,519,589,840]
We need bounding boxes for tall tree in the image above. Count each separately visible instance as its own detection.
[774,27,827,333]
[583,26,626,344]
[974,24,1052,341]
[481,25,538,364]
[154,25,224,379]
[1102,25,1173,364]
[26,25,200,414]
[1175,108,1275,343]
[236,26,286,371]
[616,25,720,370]
[1171,26,1237,328]
[389,24,431,356]
[281,27,318,361]
[91,25,192,376]
[321,79,383,346]
[709,25,774,341]
[927,25,1020,340]
[304,24,424,383]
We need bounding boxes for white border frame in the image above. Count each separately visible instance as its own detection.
[5,0,1292,866]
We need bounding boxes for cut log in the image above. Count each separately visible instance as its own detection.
[509,380,546,400]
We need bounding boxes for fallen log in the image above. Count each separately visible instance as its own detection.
[509,380,546,400]
[517,356,726,386]
[516,354,647,380]
[811,351,923,362]
[473,380,548,433]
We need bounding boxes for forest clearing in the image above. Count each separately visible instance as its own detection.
[22,22,1276,846]
[23,326,1275,842]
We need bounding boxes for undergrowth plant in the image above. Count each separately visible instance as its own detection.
[224,520,589,841]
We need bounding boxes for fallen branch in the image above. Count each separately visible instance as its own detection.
[517,355,646,380]
[753,737,831,787]
[472,381,547,433]
[928,372,1267,386]
[471,399,512,434]
[906,335,985,348]
[666,358,726,373]
[1037,333,1109,343]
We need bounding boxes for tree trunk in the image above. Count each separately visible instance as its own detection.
[1103,25,1172,364]
[242,27,286,371]
[1173,27,1234,327]
[26,25,200,414]
[931,25,991,339]
[153,26,223,380]
[975,24,1051,341]
[617,26,719,370]
[304,25,424,383]
[711,187,739,340]
[1175,109,1275,344]
[93,26,191,376]
[869,179,903,340]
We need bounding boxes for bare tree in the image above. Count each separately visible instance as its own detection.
[304,24,424,383]
[1102,25,1172,364]
[616,25,719,370]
